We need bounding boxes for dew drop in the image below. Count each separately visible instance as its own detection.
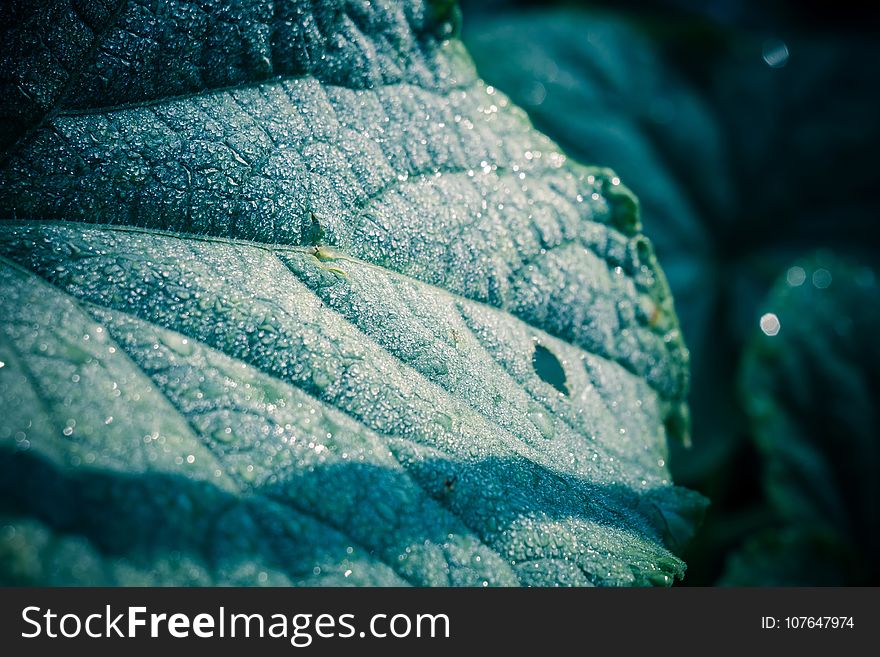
[760,312,781,336]
[762,39,790,68]
[812,268,832,289]
[528,404,556,440]
[786,266,806,287]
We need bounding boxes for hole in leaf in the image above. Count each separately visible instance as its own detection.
[532,344,568,395]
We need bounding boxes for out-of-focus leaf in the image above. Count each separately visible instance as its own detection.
[0,0,704,586]
[725,253,880,584]
[719,527,856,587]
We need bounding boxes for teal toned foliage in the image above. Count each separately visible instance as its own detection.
[723,255,880,585]
[0,1,702,586]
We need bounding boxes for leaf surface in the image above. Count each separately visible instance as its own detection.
[0,0,703,586]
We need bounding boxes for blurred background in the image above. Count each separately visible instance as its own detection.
[459,0,880,585]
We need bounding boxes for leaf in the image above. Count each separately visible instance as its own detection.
[461,8,740,478]
[0,0,703,586]
[724,253,880,585]
[718,527,857,587]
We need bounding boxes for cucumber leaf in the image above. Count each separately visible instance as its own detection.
[723,254,880,585]
[461,8,739,480]
[0,0,703,586]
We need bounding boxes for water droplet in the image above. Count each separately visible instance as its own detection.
[812,268,832,289]
[434,412,453,431]
[762,39,790,68]
[786,266,806,287]
[213,427,236,443]
[760,313,781,336]
[527,405,556,440]
[526,81,547,106]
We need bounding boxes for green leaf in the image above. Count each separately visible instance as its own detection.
[461,8,740,478]
[0,0,703,586]
[719,527,856,587]
[725,253,880,585]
